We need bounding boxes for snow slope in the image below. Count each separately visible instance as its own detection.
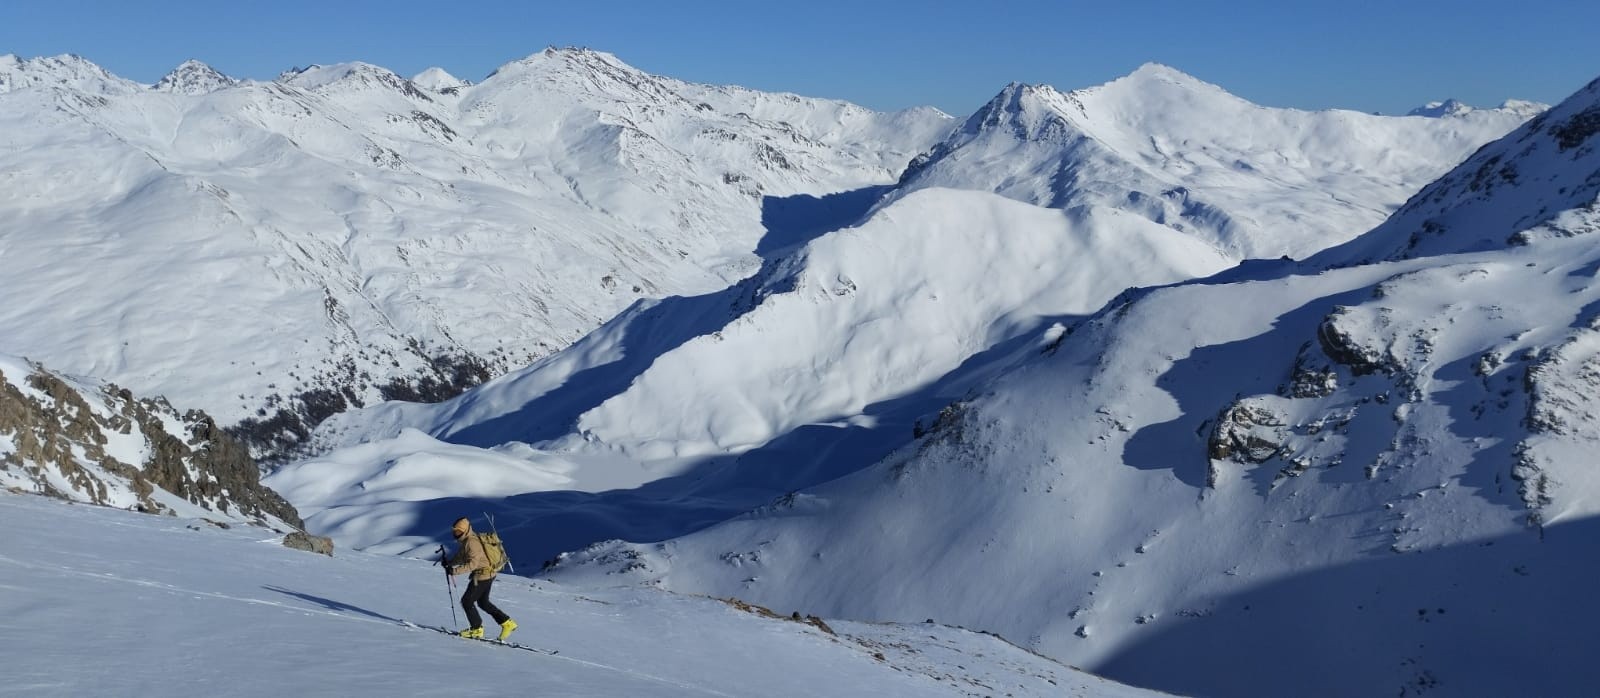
[272,64,1540,574]
[1314,75,1600,265]
[0,52,1538,468]
[0,491,1161,697]
[895,64,1543,260]
[0,48,953,457]
[269,185,1234,557]
[539,75,1600,697]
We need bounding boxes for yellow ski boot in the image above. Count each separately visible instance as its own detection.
[459,627,484,639]
[497,619,518,642]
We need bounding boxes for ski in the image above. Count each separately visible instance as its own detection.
[400,621,558,655]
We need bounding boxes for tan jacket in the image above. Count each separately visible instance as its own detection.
[449,532,497,582]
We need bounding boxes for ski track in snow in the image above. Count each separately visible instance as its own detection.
[0,550,735,696]
[0,492,1158,697]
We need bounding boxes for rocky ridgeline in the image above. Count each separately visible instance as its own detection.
[0,356,302,529]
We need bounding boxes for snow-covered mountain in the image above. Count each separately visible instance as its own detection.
[268,186,1235,556]
[6,41,1582,696]
[1407,97,1547,120]
[1,490,1163,697]
[0,354,300,528]
[893,64,1545,260]
[540,75,1600,696]
[1316,76,1600,265]
[268,63,1544,561]
[1408,98,1477,118]
[0,48,954,459]
[411,67,470,94]
[152,59,238,94]
[0,53,140,95]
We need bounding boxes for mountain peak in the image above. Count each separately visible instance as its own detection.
[1406,98,1550,119]
[153,59,237,95]
[277,61,432,101]
[490,45,639,79]
[410,67,470,94]
[1496,98,1552,119]
[276,61,383,87]
[477,45,683,107]
[959,81,1082,140]
[1128,61,1197,81]
[0,53,137,96]
[1407,99,1473,118]
[1090,62,1234,100]
[542,45,625,63]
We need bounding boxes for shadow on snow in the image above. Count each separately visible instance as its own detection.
[262,585,405,624]
[1096,515,1598,698]
[391,185,1077,564]
[443,185,893,448]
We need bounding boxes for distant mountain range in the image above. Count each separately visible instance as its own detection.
[265,58,1545,565]
[0,48,952,459]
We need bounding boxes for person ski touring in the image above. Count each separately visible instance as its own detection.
[446,516,517,641]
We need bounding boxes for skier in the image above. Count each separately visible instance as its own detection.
[446,516,517,640]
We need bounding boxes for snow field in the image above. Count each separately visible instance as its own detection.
[0,491,1160,697]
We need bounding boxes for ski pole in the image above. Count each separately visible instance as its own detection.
[483,511,516,574]
[437,544,458,629]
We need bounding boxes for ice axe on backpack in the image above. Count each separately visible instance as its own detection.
[482,511,515,574]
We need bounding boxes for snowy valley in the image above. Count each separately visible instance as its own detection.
[3,42,1597,697]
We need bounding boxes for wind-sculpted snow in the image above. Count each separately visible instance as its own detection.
[896,63,1543,260]
[0,48,954,459]
[538,74,1600,697]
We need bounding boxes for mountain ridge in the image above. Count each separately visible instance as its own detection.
[895,63,1546,260]
[541,68,1600,697]
[0,49,955,460]
[153,59,237,94]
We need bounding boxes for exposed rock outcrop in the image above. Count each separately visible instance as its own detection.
[283,531,335,556]
[0,356,302,529]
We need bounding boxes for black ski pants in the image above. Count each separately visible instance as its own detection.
[461,577,510,629]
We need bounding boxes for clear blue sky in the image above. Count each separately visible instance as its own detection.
[3,0,1595,116]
